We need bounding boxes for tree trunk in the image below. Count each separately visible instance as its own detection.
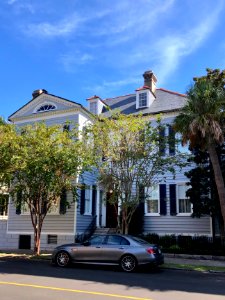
[208,144,225,235]
[34,228,41,255]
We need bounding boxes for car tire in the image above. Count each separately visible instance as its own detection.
[55,251,71,267]
[120,255,137,272]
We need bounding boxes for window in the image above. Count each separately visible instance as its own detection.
[63,124,70,132]
[47,235,57,244]
[145,185,159,214]
[177,184,191,214]
[89,235,105,245]
[139,92,147,107]
[48,198,60,215]
[176,133,190,154]
[0,194,8,217]
[85,188,92,214]
[106,235,130,245]
[36,104,56,113]
[90,102,97,114]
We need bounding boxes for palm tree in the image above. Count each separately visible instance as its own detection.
[173,79,225,232]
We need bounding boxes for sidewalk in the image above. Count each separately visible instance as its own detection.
[164,253,225,268]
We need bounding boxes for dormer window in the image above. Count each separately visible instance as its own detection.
[36,104,56,113]
[90,102,97,114]
[139,92,147,107]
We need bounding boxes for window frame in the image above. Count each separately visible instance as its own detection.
[176,183,192,216]
[138,92,148,108]
[145,185,160,216]
[84,187,92,215]
[0,194,9,219]
[90,102,98,114]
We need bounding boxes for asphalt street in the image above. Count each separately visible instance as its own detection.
[0,259,225,300]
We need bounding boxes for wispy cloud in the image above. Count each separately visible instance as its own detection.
[24,13,83,37]
[85,77,140,96]
[7,0,35,13]
[60,52,94,72]
[153,1,224,85]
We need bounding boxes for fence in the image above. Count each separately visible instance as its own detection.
[142,233,225,256]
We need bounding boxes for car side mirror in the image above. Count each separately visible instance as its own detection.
[83,241,90,246]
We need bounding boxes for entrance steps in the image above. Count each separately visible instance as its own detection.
[94,227,117,235]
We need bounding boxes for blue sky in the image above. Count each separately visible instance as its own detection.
[1,0,225,120]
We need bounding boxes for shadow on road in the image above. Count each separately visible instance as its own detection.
[0,258,225,296]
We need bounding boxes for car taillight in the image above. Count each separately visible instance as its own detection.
[146,248,156,254]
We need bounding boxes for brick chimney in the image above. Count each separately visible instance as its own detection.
[143,71,157,94]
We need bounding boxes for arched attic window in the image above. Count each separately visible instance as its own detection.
[36,103,56,113]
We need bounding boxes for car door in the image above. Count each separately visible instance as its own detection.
[101,235,130,262]
[73,235,106,262]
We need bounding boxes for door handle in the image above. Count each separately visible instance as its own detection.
[119,247,124,249]
[96,246,101,248]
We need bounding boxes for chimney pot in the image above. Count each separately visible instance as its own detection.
[143,71,157,94]
[32,89,48,98]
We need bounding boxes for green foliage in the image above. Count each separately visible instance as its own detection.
[173,68,225,231]
[88,112,188,233]
[142,233,225,255]
[0,122,92,254]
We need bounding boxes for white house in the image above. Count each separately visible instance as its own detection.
[0,71,211,251]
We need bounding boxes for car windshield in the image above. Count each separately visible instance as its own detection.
[129,236,149,245]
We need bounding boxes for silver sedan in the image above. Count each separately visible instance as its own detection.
[52,234,164,272]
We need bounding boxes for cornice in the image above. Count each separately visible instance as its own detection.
[11,107,81,123]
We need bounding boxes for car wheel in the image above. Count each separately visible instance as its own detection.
[120,255,137,272]
[56,251,71,267]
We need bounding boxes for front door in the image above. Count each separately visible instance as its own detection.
[106,197,118,228]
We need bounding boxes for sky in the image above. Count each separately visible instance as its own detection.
[0,0,225,120]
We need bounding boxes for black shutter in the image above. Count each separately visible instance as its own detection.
[16,191,22,215]
[60,188,67,215]
[92,186,97,216]
[159,127,166,155]
[159,184,167,215]
[170,184,177,215]
[80,187,85,215]
[168,125,175,155]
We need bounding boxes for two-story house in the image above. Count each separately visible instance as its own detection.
[0,71,211,251]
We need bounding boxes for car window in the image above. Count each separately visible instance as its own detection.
[89,235,105,245]
[129,236,149,245]
[107,235,130,245]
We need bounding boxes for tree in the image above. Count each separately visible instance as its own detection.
[173,68,225,232]
[88,112,187,234]
[185,146,224,238]
[0,118,18,186]
[1,122,92,255]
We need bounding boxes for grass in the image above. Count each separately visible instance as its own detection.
[162,263,225,272]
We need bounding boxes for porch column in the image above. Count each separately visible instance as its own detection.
[96,188,100,227]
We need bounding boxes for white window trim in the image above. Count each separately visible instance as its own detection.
[176,183,192,216]
[176,133,191,154]
[33,101,57,114]
[84,186,92,216]
[138,92,148,108]
[89,101,98,115]
[144,185,160,216]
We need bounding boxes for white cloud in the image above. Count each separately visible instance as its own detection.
[85,77,140,96]
[7,0,17,4]
[25,14,82,37]
[60,52,94,72]
[153,1,224,85]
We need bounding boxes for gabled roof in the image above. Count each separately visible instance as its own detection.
[8,92,93,122]
[102,88,187,117]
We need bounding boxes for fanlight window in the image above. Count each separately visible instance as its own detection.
[36,104,56,113]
